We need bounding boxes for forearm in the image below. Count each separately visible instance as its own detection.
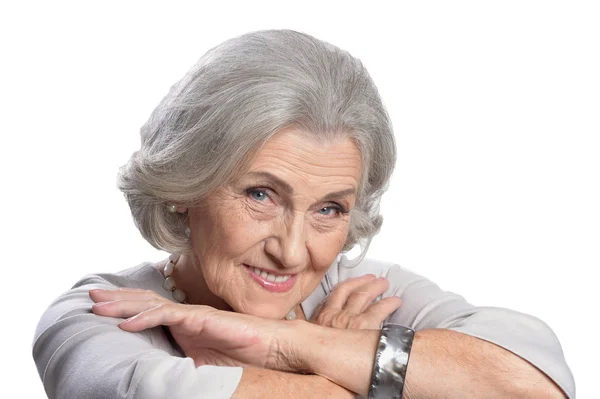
[283,322,566,398]
[231,367,355,399]
[402,329,567,399]
[283,320,378,395]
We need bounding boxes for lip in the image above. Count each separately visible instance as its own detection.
[244,264,297,293]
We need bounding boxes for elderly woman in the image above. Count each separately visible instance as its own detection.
[33,30,574,399]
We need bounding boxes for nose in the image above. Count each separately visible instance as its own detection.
[264,211,308,269]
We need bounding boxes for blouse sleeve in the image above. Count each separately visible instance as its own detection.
[32,276,242,399]
[329,257,576,399]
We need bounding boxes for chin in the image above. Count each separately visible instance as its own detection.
[234,302,290,320]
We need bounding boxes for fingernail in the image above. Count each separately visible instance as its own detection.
[89,289,105,293]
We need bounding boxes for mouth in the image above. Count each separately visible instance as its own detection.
[243,264,297,293]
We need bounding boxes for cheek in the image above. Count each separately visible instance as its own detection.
[308,223,350,270]
[192,201,270,268]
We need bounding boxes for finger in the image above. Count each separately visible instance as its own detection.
[92,298,167,319]
[119,303,188,332]
[326,274,377,309]
[89,288,160,303]
[309,302,325,323]
[343,277,390,314]
[363,296,403,324]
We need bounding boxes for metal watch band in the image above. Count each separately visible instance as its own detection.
[368,324,415,399]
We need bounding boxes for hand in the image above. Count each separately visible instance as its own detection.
[311,274,402,329]
[89,288,291,370]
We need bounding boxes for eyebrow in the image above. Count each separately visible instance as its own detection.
[245,171,357,201]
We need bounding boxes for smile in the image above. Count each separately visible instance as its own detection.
[244,264,297,292]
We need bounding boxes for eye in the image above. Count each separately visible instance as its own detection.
[317,204,346,217]
[247,188,270,202]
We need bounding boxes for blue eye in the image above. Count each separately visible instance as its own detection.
[318,206,338,216]
[248,189,269,201]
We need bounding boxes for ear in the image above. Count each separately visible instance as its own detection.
[176,206,188,213]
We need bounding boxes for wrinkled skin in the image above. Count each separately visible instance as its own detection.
[169,127,363,319]
[90,127,402,369]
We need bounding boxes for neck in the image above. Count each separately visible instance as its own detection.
[167,253,234,312]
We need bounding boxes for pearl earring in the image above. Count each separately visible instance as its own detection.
[167,204,177,213]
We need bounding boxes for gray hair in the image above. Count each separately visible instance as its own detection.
[118,29,396,262]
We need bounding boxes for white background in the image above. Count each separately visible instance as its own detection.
[1,1,598,397]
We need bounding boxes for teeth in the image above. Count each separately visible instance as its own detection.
[250,266,291,283]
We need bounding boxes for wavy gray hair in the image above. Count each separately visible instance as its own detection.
[118,29,396,262]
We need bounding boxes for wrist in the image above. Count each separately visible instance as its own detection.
[268,319,314,373]
[280,320,380,395]
[368,324,415,399]
[290,320,328,374]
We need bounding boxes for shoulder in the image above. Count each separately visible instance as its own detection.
[34,262,163,338]
[74,261,163,291]
[32,262,176,376]
[31,261,243,398]
[32,262,181,390]
[325,255,417,289]
[301,255,418,318]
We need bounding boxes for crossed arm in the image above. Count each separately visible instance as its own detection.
[33,265,573,398]
[230,321,566,399]
[87,277,568,398]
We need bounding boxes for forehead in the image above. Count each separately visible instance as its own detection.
[245,128,362,189]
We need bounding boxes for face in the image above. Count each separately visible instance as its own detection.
[185,127,362,319]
